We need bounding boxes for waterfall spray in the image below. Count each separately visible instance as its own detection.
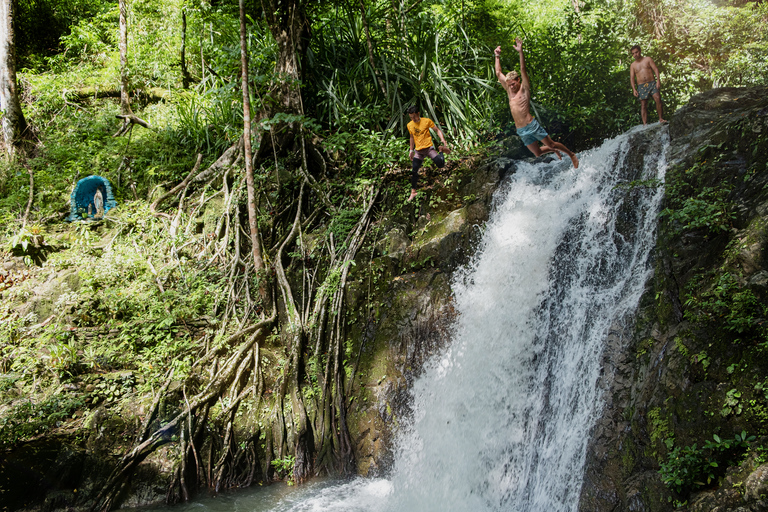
[384,126,668,512]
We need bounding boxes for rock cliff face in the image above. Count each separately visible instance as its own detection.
[344,156,510,476]
[579,87,768,512]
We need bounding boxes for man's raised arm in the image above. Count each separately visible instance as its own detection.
[514,37,530,89]
[494,46,507,89]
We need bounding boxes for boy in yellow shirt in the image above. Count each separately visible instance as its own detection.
[406,105,449,201]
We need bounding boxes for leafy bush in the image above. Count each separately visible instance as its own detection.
[329,208,364,248]
[661,186,735,234]
[683,272,768,342]
[16,0,106,70]
[270,454,295,480]
[660,431,755,497]
[0,395,85,448]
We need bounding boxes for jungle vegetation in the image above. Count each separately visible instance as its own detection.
[0,0,766,509]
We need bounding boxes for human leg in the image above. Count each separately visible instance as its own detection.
[542,136,579,169]
[409,157,424,201]
[640,99,649,125]
[424,147,445,168]
[652,92,666,123]
[519,119,556,159]
[525,142,543,156]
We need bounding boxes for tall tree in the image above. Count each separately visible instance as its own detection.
[260,0,311,113]
[255,0,312,162]
[181,4,191,89]
[0,0,28,156]
[239,0,268,305]
[114,0,149,137]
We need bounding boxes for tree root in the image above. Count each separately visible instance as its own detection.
[89,311,275,512]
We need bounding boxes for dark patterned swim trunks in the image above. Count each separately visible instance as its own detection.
[637,81,658,100]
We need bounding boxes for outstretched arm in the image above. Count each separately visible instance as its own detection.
[514,38,530,89]
[494,46,508,90]
[433,126,447,147]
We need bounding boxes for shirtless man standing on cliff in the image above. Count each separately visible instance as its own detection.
[629,45,667,125]
[495,38,579,169]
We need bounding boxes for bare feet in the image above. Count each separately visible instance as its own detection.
[407,189,418,201]
[660,119,668,124]
[570,154,579,169]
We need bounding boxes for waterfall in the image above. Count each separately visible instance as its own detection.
[145,126,669,512]
[384,125,668,511]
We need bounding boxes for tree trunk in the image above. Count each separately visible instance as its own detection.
[239,0,269,307]
[255,0,310,162]
[359,0,386,96]
[113,0,149,136]
[0,0,28,156]
[118,0,132,117]
[261,0,309,113]
[181,7,191,89]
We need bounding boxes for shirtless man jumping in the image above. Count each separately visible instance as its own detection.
[495,38,579,169]
[629,45,667,125]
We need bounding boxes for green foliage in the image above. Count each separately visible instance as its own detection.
[660,431,755,497]
[524,5,637,145]
[625,0,768,111]
[683,272,768,342]
[660,443,715,496]
[329,208,364,247]
[648,407,674,457]
[16,0,107,70]
[661,186,735,234]
[660,150,741,237]
[7,225,44,252]
[0,395,85,449]
[47,4,118,70]
[91,373,136,404]
[721,388,743,417]
[271,455,295,480]
[309,0,501,144]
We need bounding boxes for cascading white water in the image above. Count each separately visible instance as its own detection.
[142,126,669,512]
[383,125,668,512]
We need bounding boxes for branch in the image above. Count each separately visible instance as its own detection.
[150,154,203,218]
[69,87,169,103]
[191,139,242,184]
[22,169,34,227]
[113,114,152,137]
[404,0,427,15]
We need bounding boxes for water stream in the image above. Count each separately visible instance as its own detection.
[143,125,668,512]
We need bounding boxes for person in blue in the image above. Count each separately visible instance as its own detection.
[494,38,579,169]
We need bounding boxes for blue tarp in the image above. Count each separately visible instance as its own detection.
[67,175,116,222]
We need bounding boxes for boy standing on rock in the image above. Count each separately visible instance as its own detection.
[629,45,667,126]
[406,105,450,202]
[495,38,579,169]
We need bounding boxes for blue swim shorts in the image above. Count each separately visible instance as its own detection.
[637,81,659,101]
[517,118,549,146]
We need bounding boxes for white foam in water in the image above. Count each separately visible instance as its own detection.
[144,127,668,512]
[381,126,665,512]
